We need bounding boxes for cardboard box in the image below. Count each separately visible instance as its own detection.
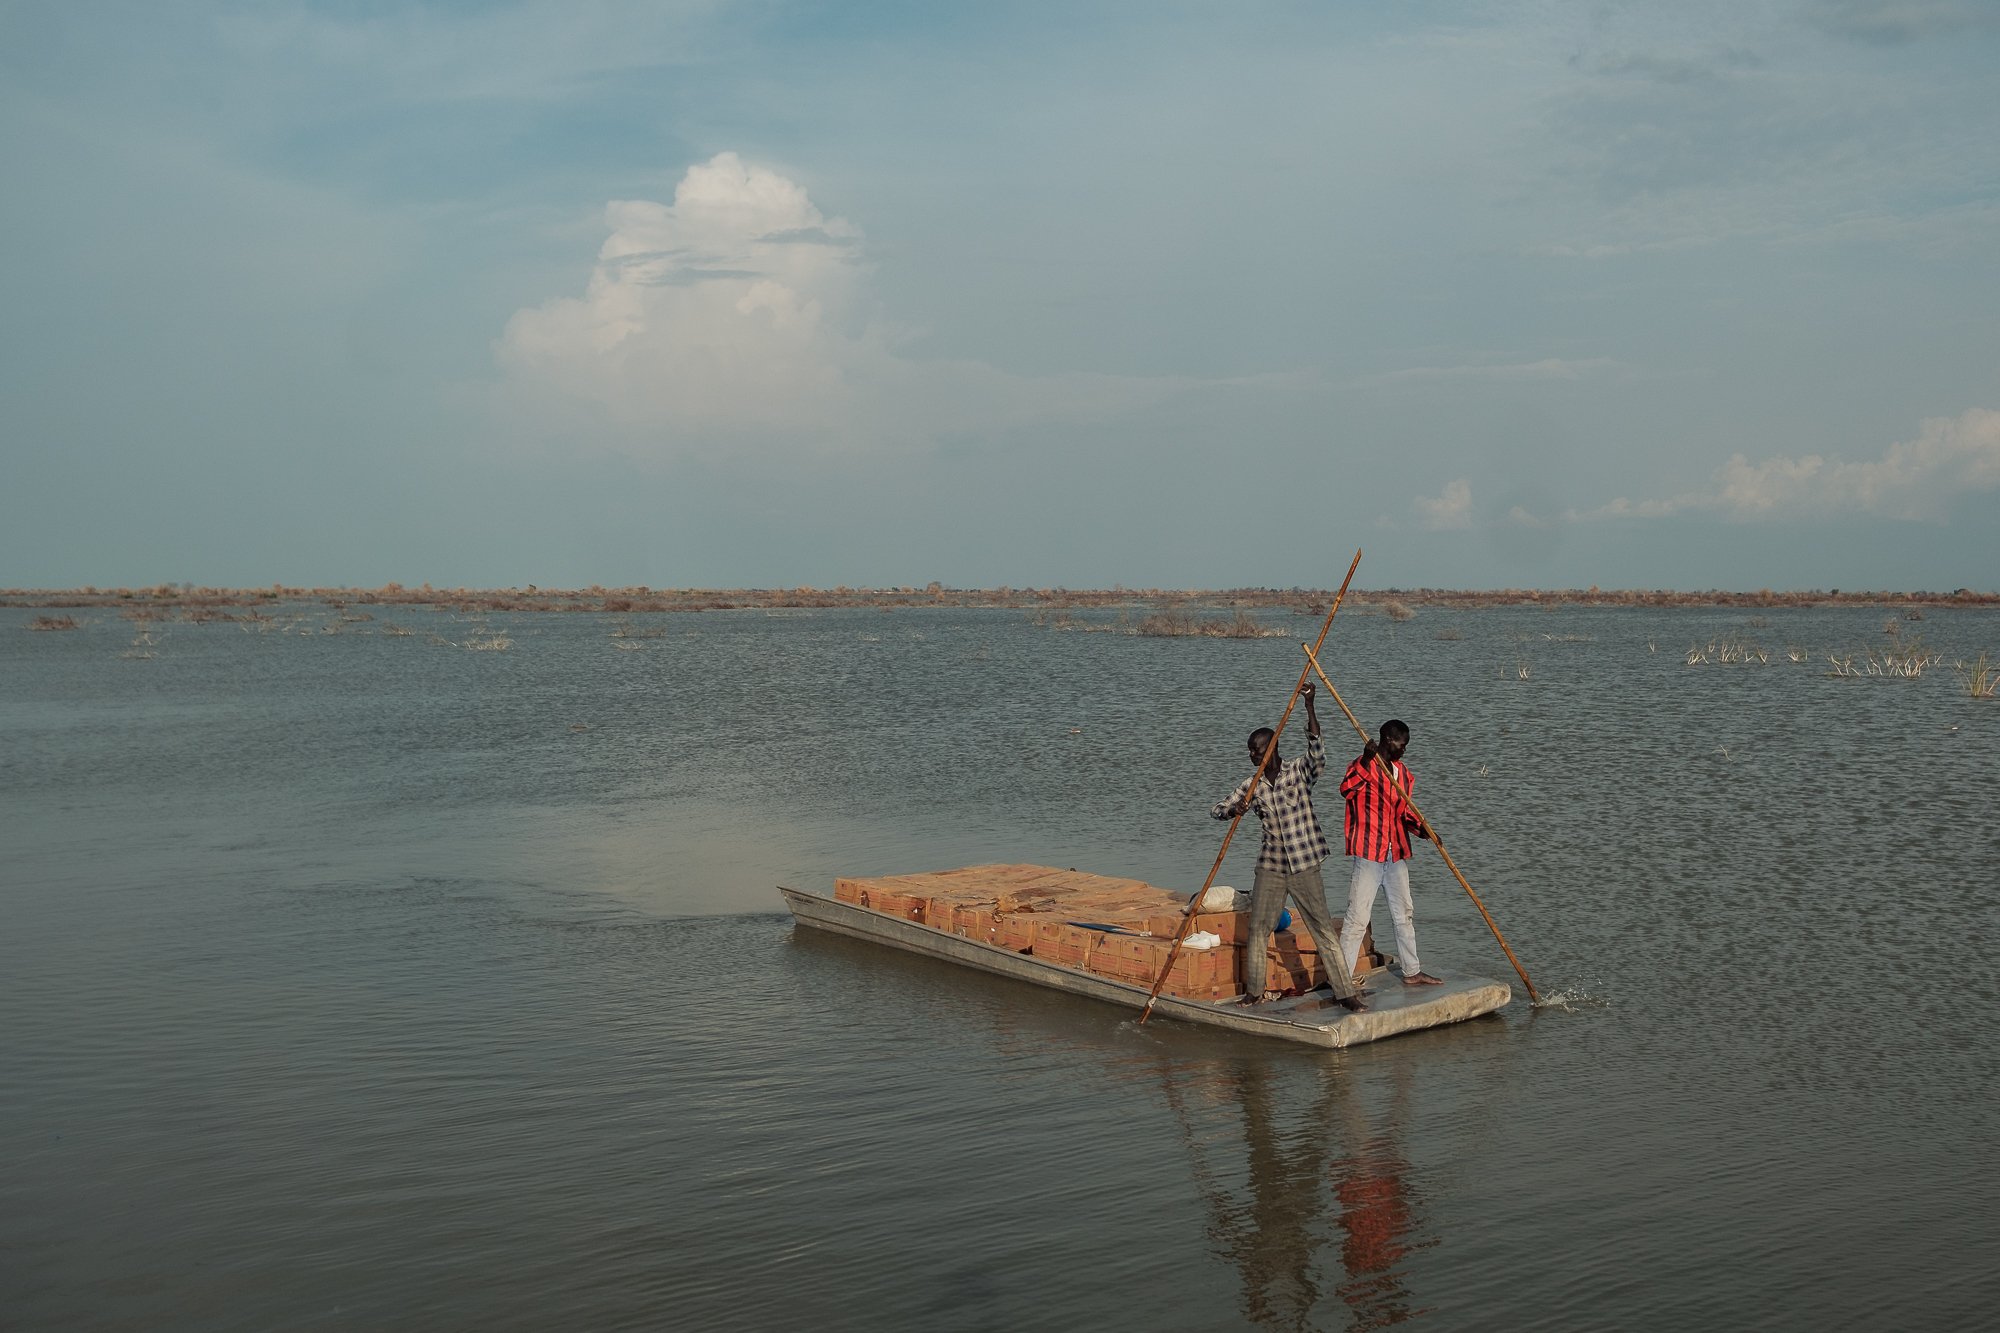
[1262,957,1321,994]
[1085,934,1237,997]
[1031,921,1105,969]
[1145,909,1250,944]
[1269,930,1316,977]
[860,888,928,921]
[990,914,1035,952]
[953,905,999,943]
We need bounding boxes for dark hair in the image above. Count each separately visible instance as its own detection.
[1380,719,1410,742]
[1247,727,1276,753]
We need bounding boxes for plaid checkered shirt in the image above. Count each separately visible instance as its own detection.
[1209,731,1331,872]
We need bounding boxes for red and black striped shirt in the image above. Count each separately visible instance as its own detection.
[1339,755,1419,861]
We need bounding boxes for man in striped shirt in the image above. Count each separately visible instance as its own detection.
[1210,680,1367,1010]
[1337,720,1443,987]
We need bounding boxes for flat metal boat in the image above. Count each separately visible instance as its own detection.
[781,882,1510,1049]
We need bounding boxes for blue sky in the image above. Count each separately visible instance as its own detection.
[3,1,1997,590]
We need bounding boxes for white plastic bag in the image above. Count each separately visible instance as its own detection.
[1201,885,1247,912]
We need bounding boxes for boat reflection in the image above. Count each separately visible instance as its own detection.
[1159,1057,1435,1331]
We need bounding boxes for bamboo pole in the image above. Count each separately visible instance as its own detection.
[1299,641,1541,1005]
[1137,550,1364,1023]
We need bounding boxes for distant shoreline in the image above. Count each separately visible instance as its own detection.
[4,584,1994,614]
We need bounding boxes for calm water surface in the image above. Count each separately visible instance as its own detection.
[4,602,1997,1329]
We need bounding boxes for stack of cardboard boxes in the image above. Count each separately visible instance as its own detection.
[833,864,1380,1001]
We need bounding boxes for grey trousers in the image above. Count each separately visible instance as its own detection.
[1244,863,1361,999]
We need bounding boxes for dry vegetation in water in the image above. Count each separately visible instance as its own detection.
[1825,641,1944,678]
[1134,610,1280,639]
[1953,653,1997,698]
[7,582,1996,621]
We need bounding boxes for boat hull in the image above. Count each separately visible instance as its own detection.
[781,887,1509,1049]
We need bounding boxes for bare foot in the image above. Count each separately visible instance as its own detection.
[1337,995,1370,1012]
[1401,971,1443,986]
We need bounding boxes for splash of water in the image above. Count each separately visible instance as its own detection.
[1530,984,1606,1012]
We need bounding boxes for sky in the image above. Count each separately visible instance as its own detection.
[3,0,1997,591]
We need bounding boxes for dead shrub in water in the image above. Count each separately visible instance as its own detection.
[1829,642,1943,678]
[1136,611,1196,636]
[1136,609,1277,638]
[1223,610,1272,638]
[1384,600,1416,622]
[27,615,79,631]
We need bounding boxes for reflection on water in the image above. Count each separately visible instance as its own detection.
[1160,1059,1432,1331]
[1326,1074,1428,1328]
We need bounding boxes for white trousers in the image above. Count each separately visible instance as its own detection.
[1340,856,1420,979]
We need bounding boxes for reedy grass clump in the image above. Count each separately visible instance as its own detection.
[1827,641,1943,678]
[1686,636,1769,665]
[1955,652,1997,698]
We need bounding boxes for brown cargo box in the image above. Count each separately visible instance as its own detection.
[997,915,1039,952]
[1031,921,1105,968]
[952,905,1000,944]
[1145,909,1251,943]
[1085,934,1236,998]
[861,888,928,921]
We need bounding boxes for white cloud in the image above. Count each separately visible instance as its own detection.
[1576,409,2000,522]
[1506,505,1555,530]
[496,152,1182,457]
[1372,358,1621,385]
[1414,478,1473,530]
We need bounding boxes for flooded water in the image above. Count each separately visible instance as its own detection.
[5,600,1997,1329]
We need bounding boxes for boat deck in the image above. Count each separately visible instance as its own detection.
[782,885,1509,1049]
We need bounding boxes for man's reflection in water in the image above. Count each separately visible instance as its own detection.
[1161,1058,1434,1331]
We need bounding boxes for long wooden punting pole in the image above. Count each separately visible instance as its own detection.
[1137,550,1364,1023]
[1299,641,1542,1005]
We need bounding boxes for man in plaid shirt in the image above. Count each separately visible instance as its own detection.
[1210,680,1367,1010]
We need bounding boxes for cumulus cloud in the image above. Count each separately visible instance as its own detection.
[497,152,1180,457]
[1576,409,2000,522]
[1414,478,1473,530]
